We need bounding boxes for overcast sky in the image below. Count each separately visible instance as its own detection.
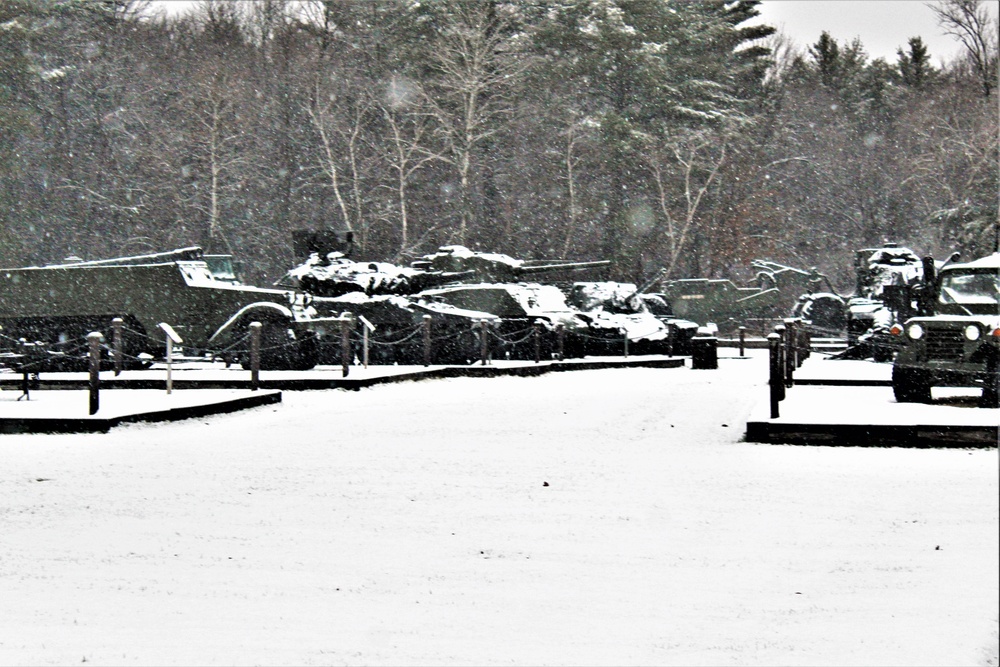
[755,0,974,63]
[152,0,984,65]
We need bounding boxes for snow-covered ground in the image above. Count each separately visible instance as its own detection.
[1,354,997,666]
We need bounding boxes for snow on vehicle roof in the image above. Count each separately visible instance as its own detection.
[945,252,1000,271]
[429,245,523,269]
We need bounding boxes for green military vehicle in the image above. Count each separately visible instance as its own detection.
[656,260,827,332]
[0,247,341,370]
[890,252,1000,407]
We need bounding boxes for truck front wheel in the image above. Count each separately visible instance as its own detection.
[892,366,932,403]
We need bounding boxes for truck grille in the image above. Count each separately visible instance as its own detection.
[925,329,965,361]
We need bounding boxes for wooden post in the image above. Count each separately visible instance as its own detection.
[112,317,124,376]
[165,332,173,394]
[800,324,811,363]
[623,332,629,358]
[422,315,432,367]
[768,332,781,418]
[479,320,489,366]
[88,331,102,415]
[556,324,565,361]
[17,339,31,400]
[340,312,353,377]
[738,326,746,358]
[774,324,786,395]
[783,318,796,387]
[533,322,542,363]
[249,321,261,390]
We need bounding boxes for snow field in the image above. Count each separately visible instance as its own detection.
[0,355,997,666]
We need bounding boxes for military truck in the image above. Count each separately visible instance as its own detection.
[0,247,341,370]
[890,252,1000,407]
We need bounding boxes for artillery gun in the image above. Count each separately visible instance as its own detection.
[793,243,957,361]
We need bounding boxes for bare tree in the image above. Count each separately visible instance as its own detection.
[930,0,999,96]
[646,131,728,279]
[420,2,526,245]
[559,115,598,258]
[381,78,448,259]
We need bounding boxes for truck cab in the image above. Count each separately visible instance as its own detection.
[891,252,1000,407]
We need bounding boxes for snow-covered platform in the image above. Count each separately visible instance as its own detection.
[0,355,684,391]
[792,354,892,385]
[0,355,683,433]
[746,356,998,447]
[0,388,281,434]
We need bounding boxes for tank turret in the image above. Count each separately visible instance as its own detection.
[410,245,610,282]
[284,243,609,297]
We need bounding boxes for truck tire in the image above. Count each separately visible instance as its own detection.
[892,366,932,403]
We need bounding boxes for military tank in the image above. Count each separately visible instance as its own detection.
[281,239,610,297]
[283,234,615,362]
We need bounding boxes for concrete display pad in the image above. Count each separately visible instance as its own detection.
[0,389,282,434]
[745,357,998,447]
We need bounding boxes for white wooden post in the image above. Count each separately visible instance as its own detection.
[358,315,376,369]
[158,322,183,395]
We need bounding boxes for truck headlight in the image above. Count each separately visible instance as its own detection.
[964,324,980,341]
[907,323,924,340]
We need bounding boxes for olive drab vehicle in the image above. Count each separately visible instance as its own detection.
[793,243,957,361]
[0,247,341,370]
[282,234,624,362]
[890,252,1000,407]
[655,260,824,332]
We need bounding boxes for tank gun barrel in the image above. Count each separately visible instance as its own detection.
[42,247,204,268]
[517,260,611,275]
[631,268,668,297]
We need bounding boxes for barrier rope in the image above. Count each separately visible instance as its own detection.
[362,324,426,347]
[487,326,535,345]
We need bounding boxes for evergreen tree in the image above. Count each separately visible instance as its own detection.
[532,0,771,272]
[897,36,935,89]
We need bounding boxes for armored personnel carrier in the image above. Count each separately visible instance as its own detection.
[0,247,338,370]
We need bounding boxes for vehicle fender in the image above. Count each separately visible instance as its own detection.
[207,301,295,345]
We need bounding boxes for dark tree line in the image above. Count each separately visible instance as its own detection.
[0,0,996,291]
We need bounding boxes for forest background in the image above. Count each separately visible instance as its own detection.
[0,0,997,291]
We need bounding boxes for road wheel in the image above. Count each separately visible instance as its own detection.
[892,366,932,403]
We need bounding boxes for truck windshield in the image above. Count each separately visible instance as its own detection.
[938,270,1000,307]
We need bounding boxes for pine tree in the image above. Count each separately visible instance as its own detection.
[532,0,772,271]
[897,37,935,89]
